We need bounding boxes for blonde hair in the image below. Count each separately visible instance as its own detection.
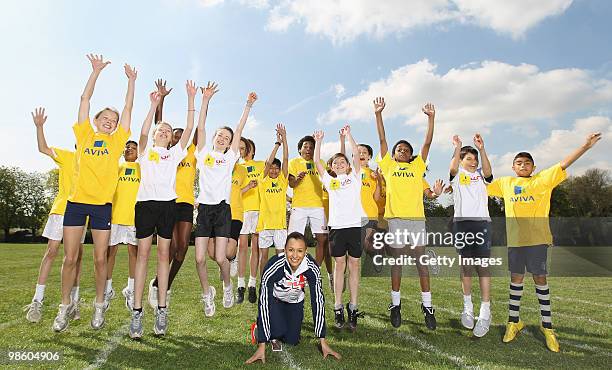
[94,107,120,121]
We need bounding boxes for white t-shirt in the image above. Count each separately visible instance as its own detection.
[321,171,366,229]
[136,144,188,201]
[196,145,239,205]
[450,167,491,221]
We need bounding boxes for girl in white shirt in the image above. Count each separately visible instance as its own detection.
[129,81,196,339]
[313,125,366,331]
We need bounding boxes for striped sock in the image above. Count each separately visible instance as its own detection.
[508,282,523,323]
[536,284,552,329]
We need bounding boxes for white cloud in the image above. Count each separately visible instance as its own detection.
[246,114,260,129]
[199,0,225,7]
[321,59,612,148]
[333,84,346,99]
[492,116,612,176]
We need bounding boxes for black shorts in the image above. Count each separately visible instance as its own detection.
[195,201,232,238]
[135,200,176,239]
[508,245,548,275]
[175,202,194,223]
[330,227,362,258]
[211,220,243,242]
[64,201,111,230]
[363,219,378,231]
[452,220,491,258]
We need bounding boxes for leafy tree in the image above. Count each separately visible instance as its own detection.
[0,167,20,241]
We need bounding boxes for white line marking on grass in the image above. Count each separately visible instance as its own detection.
[280,347,302,370]
[0,319,20,330]
[553,296,612,309]
[84,322,129,370]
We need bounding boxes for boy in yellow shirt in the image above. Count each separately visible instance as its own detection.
[488,132,602,352]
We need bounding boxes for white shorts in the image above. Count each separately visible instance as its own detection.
[259,229,287,249]
[387,218,427,249]
[240,211,260,235]
[288,207,328,235]
[109,224,137,246]
[42,214,86,243]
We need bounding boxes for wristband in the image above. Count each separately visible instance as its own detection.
[274,142,281,146]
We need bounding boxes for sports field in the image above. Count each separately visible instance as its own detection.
[1,244,610,369]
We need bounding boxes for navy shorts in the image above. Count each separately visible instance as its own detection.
[63,201,111,230]
[452,220,491,258]
[508,245,548,275]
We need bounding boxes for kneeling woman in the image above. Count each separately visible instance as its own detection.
[246,232,341,364]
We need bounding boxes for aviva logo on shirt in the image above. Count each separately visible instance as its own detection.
[125,168,134,176]
[84,140,109,156]
[266,181,282,193]
[119,167,140,183]
[392,167,415,178]
[247,166,255,173]
[510,185,535,202]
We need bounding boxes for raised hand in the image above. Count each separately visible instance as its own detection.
[276,123,286,142]
[200,81,219,100]
[155,79,173,97]
[31,107,47,127]
[473,133,485,150]
[583,132,602,149]
[340,124,351,137]
[373,97,386,114]
[87,54,111,72]
[452,135,462,148]
[433,179,444,195]
[248,180,258,190]
[313,130,324,142]
[246,92,258,106]
[422,103,435,118]
[186,80,197,99]
[149,91,162,106]
[124,64,137,80]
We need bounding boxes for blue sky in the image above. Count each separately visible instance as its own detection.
[2,0,611,189]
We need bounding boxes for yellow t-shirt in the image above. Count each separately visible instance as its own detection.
[111,162,141,226]
[257,174,289,231]
[176,144,197,205]
[360,167,378,219]
[230,164,249,222]
[241,160,266,211]
[487,163,567,247]
[70,120,130,205]
[288,157,326,208]
[49,148,76,215]
[376,152,427,219]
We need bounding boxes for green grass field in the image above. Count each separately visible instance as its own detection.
[1,244,610,369]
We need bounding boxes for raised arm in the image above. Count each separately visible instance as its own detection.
[424,179,444,199]
[154,79,173,124]
[339,128,346,155]
[280,125,289,178]
[78,54,111,124]
[420,103,435,161]
[231,92,258,154]
[342,124,361,174]
[559,133,602,170]
[120,64,137,132]
[449,135,462,177]
[313,130,326,178]
[32,107,53,157]
[138,92,162,154]
[179,80,197,150]
[263,125,282,178]
[196,81,219,152]
[473,133,492,178]
[373,97,388,157]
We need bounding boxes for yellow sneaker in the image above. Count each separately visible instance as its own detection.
[540,325,560,352]
[503,320,525,343]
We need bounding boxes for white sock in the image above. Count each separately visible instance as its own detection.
[71,286,80,301]
[33,284,45,302]
[127,277,134,291]
[391,290,401,306]
[237,277,246,288]
[463,294,473,313]
[248,276,257,288]
[421,291,432,308]
[105,279,113,293]
[480,301,491,320]
[224,281,233,291]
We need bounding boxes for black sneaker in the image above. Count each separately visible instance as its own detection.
[248,287,257,304]
[421,304,437,330]
[346,303,364,331]
[236,287,246,304]
[270,339,283,352]
[388,302,402,328]
[334,307,345,329]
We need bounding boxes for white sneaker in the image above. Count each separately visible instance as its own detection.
[230,258,238,278]
[105,287,116,301]
[122,286,134,311]
[52,303,72,332]
[461,310,475,329]
[154,307,168,336]
[201,286,216,317]
[25,300,43,323]
[148,279,158,309]
[69,298,82,320]
[473,315,491,337]
[129,310,144,339]
[91,302,106,330]
[223,285,234,308]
